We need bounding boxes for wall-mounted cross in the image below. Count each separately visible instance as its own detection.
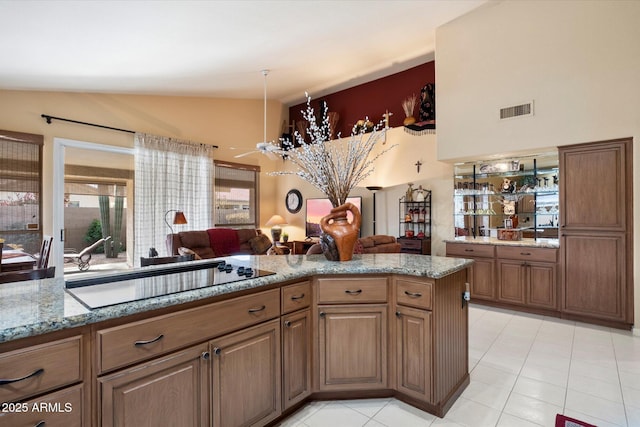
[415,160,422,173]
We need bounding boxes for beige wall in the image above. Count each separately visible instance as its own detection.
[435,0,640,330]
[0,89,287,237]
[273,127,453,256]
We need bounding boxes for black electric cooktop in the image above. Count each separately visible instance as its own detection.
[66,259,275,310]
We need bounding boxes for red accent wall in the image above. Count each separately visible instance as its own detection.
[289,61,434,139]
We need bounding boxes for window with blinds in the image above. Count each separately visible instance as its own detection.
[214,161,260,228]
[0,130,43,254]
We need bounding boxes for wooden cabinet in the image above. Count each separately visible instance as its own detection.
[559,138,633,327]
[282,309,311,410]
[97,289,280,374]
[446,243,495,301]
[0,335,83,403]
[0,334,87,426]
[317,304,388,391]
[447,242,558,312]
[211,319,281,427]
[562,233,627,321]
[281,282,312,410]
[496,246,557,310]
[315,277,388,392]
[395,301,432,402]
[0,383,85,427]
[99,343,210,427]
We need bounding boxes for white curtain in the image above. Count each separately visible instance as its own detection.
[134,133,214,263]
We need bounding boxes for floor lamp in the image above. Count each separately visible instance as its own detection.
[366,186,382,235]
[165,210,187,255]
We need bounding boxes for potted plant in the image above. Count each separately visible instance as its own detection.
[282,232,289,243]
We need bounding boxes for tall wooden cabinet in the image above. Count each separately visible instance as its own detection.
[559,138,633,327]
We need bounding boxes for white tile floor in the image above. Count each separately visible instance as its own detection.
[279,305,640,427]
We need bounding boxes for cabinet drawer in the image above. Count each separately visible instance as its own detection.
[0,383,84,427]
[496,246,557,263]
[0,336,82,403]
[98,289,280,373]
[396,278,433,310]
[446,243,495,258]
[282,281,311,314]
[317,277,388,303]
[399,239,422,250]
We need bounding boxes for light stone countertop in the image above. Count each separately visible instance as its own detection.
[445,236,559,248]
[0,253,472,344]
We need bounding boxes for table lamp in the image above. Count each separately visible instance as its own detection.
[265,214,287,243]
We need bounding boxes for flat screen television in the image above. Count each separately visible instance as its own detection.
[305,197,362,238]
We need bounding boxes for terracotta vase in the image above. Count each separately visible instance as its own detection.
[319,202,362,261]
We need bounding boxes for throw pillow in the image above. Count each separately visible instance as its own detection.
[178,247,202,260]
[248,234,272,255]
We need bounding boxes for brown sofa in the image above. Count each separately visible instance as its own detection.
[306,235,401,255]
[166,228,275,259]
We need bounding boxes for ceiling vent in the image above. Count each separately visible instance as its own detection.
[500,101,534,120]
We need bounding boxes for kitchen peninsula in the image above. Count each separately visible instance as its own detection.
[0,253,472,426]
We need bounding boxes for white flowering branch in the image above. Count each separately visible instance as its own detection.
[267,95,397,207]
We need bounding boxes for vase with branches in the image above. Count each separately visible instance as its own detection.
[269,94,396,208]
[266,95,397,260]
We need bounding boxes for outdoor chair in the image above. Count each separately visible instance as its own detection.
[64,236,111,271]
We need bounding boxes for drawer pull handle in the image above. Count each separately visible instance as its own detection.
[344,289,362,295]
[319,311,326,318]
[404,290,423,298]
[395,311,401,317]
[34,422,46,427]
[134,334,164,347]
[520,252,532,256]
[290,293,305,301]
[0,368,44,385]
[213,347,221,355]
[201,351,210,360]
[248,305,266,313]
[464,249,474,252]
[284,320,292,327]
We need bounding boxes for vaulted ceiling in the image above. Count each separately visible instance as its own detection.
[0,0,488,104]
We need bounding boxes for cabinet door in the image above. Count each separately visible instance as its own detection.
[318,305,387,391]
[211,319,281,427]
[469,258,495,301]
[560,140,629,231]
[395,306,431,402]
[497,260,526,305]
[282,309,311,410]
[99,344,210,427]
[562,233,626,321]
[528,262,557,309]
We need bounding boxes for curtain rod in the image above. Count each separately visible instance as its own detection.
[40,114,219,149]
[41,114,136,134]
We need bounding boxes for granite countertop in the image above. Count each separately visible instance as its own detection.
[0,253,472,344]
[445,236,559,248]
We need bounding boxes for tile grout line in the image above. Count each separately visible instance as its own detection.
[493,311,545,427]
[611,326,631,427]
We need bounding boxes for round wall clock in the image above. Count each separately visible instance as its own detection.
[285,189,303,214]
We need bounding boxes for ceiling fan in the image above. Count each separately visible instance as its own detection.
[234,69,280,159]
